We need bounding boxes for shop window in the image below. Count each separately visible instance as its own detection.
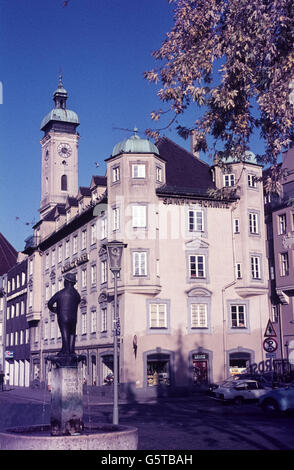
[229,352,251,376]
[192,353,209,385]
[146,353,171,387]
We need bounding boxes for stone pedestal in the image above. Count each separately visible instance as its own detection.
[50,363,83,436]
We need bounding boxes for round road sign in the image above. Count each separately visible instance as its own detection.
[263,337,278,353]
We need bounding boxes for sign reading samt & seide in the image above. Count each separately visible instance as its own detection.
[61,253,89,274]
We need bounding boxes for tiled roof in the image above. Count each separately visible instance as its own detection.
[0,233,18,276]
[156,137,215,196]
[78,186,92,197]
[92,175,107,187]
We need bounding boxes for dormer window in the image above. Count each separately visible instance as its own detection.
[56,216,60,231]
[132,163,146,178]
[92,190,98,202]
[79,201,83,213]
[66,210,70,224]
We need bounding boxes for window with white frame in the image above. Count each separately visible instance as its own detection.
[16,302,19,317]
[251,256,261,279]
[156,166,163,182]
[44,321,49,340]
[112,207,120,231]
[188,209,204,232]
[100,218,107,240]
[12,278,15,291]
[73,235,78,254]
[190,303,208,328]
[29,259,34,276]
[11,304,15,318]
[133,251,147,276]
[249,212,259,234]
[278,214,287,235]
[65,240,70,259]
[236,263,242,279]
[223,173,235,187]
[91,264,97,286]
[233,218,240,233]
[45,285,50,301]
[189,255,206,278]
[91,309,97,334]
[6,306,10,320]
[16,275,20,288]
[132,163,146,178]
[81,312,87,335]
[26,328,29,344]
[21,300,25,315]
[20,330,24,345]
[22,272,26,285]
[91,223,97,245]
[50,317,55,340]
[132,205,147,228]
[112,165,120,183]
[231,304,246,328]
[149,303,167,328]
[280,252,289,276]
[10,332,14,346]
[58,245,62,263]
[101,260,107,284]
[248,174,258,188]
[81,268,87,289]
[51,249,56,266]
[101,308,107,332]
[81,230,87,250]
[51,282,56,296]
[45,252,50,269]
[28,290,33,308]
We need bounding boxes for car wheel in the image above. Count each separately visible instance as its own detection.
[233,396,244,405]
[261,398,280,415]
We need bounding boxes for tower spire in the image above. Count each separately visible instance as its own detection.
[53,70,68,110]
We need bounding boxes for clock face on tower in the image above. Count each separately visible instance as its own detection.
[57,142,72,158]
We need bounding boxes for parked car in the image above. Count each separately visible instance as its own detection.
[259,381,294,414]
[208,373,274,396]
[210,379,271,405]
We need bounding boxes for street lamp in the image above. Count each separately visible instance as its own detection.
[104,240,127,425]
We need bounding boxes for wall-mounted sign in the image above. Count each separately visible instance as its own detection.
[282,233,294,249]
[5,350,14,359]
[61,253,89,274]
[264,319,277,337]
[162,198,230,209]
[263,337,278,353]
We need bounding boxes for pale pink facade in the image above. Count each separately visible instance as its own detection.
[23,80,272,392]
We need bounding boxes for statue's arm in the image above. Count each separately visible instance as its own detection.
[48,293,58,313]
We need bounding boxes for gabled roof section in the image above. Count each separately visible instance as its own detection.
[65,197,78,210]
[0,233,18,276]
[91,175,107,188]
[156,137,215,197]
[78,186,91,199]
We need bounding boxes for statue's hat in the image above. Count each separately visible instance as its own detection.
[64,273,77,284]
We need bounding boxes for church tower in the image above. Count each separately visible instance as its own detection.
[39,74,80,218]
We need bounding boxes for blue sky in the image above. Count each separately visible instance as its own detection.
[0,0,266,252]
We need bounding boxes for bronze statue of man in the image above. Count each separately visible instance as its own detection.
[48,273,81,357]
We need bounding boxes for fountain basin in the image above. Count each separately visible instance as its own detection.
[0,424,138,450]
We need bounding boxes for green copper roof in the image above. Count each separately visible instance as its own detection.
[224,151,258,165]
[112,128,159,157]
[41,108,80,130]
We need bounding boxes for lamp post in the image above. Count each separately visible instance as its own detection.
[104,240,127,425]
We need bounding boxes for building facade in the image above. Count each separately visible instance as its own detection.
[23,79,272,393]
[4,257,30,386]
[264,147,294,377]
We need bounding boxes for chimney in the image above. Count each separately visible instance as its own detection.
[190,131,199,158]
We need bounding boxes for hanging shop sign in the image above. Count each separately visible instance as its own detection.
[61,253,89,273]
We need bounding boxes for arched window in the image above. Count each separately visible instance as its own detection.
[61,174,67,191]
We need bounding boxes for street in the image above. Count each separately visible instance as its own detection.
[0,387,294,451]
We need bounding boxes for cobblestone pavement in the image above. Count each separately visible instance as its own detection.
[0,387,294,450]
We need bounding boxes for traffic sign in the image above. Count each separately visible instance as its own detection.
[264,319,276,337]
[263,337,278,353]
